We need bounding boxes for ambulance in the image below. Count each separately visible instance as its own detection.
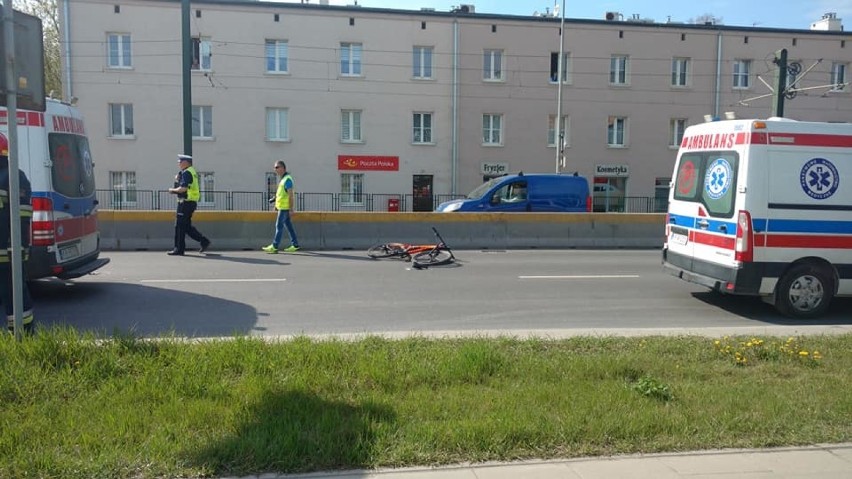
[0,98,109,280]
[662,117,851,318]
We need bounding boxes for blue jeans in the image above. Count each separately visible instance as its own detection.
[273,209,299,248]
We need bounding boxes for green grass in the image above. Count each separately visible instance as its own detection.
[1,328,850,478]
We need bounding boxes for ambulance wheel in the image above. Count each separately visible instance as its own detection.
[774,264,834,319]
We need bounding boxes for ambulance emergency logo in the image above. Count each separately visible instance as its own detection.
[704,158,732,200]
[800,158,839,200]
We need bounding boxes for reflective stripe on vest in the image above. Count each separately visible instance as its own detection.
[7,309,34,326]
[186,166,201,202]
[275,174,293,211]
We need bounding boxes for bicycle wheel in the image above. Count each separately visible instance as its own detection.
[412,248,454,267]
[367,243,407,259]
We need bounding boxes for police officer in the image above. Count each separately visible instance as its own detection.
[0,133,35,332]
[167,154,211,255]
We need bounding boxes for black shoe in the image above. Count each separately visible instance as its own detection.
[199,239,211,253]
[167,250,185,256]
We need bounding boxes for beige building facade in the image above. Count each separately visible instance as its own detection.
[58,0,851,210]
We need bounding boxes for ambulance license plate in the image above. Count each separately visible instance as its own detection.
[59,244,80,261]
[670,232,688,246]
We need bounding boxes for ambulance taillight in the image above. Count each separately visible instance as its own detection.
[31,197,56,246]
[734,210,753,263]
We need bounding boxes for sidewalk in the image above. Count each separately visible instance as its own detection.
[225,443,852,478]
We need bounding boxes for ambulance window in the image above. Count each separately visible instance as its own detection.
[673,152,738,218]
[48,134,96,198]
[673,154,701,200]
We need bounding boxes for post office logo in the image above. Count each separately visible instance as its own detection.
[800,158,839,200]
[704,158,732,200]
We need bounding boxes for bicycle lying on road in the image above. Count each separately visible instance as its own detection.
[367,227,456,268]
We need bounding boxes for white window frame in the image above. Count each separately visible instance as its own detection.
[413,46,433,79]
[547,115,570,148]
[108,103,134,138]
[831,62,847,91]
[106,33,132,69]
[192,105,214,139]
[198,172,215,206]
[669,118,687,148]
[733,59,751,89]
[607,116,627,147]
[266,107,290,142]
[412,112,433,144]
[610,55,629,85]
[672,57,690,87]
[192,37,212,71]
[483,49,504,81]
[341,109,363,143]
[341,173,364,206]
[109,171,136,206]
[482,114,503,146]
[265,39,289,73]
[340,42,363,77]
[549,52,571,84]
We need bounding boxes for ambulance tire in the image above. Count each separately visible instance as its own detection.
[774,264,834,319]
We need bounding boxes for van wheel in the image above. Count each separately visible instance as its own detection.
[774,264,834,319]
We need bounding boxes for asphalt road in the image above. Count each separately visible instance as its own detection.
[30,249,851,338]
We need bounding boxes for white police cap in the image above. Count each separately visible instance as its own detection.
[177,154,192,163]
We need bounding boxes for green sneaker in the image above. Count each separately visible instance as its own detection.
[283,245,300,252]
[261,244,278,253]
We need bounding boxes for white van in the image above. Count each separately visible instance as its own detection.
[1,98,109,280]
[663,117,851,318]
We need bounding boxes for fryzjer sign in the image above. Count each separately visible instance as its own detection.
[337,155,400,171]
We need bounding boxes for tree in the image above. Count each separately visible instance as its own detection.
[691,13,723,26]
[13,0,61,98]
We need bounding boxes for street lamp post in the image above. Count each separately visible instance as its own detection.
[554,0,566,172]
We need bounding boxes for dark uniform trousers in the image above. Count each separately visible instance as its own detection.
[174,200,205,253]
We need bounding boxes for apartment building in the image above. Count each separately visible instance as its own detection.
[58,1,851,210]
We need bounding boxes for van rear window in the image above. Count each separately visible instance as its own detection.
[673,152,738,218]
[48,133,96,198]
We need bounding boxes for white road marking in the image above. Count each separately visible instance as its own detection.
[518,275,640,279]
[141,278,287,283]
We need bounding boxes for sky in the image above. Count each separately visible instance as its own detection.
[282,0,852,30]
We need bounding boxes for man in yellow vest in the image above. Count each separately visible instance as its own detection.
[262,160,300,253]
[167,154,211,256]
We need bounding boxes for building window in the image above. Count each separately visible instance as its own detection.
[669,118,686,147]
[340,42,362,76]
[607,116,627,147]
[549,52,571,83]
[733,59,751,88]
[198,172,215,205]
[108,103,134,137]
[192,37,212,71]
[672,57,690,87]
[341,109,362,142]
[547,115,569,147]
[341,173,364,205]
[831,62,847,91]
[413,112,433,144]
[192,105,213,139]
[482,114,503,145]
[610,55,629,85]
[265,39,289,73]
[483,49,503,81]
[266,108,289,141]
[109,171,136,206]
[413,46,433,79]
[106,33,132,68]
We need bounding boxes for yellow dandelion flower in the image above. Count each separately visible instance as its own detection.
[799,351,809,357]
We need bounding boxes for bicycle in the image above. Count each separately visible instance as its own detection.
[367,227,456,268]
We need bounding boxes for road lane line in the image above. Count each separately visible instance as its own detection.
[141,278,287,283]
[518,275,640,279]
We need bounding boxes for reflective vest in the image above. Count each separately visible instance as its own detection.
[275,174,293,211]
[185,166,201,202]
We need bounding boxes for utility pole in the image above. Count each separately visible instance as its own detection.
[554,0,566,172]
[181,0,192,156]
[772,48,788,117]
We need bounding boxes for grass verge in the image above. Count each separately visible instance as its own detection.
[1,328,850,478]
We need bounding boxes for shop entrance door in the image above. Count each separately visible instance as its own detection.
[412,175,433,212]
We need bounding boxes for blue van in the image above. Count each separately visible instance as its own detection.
[436,173,590,212]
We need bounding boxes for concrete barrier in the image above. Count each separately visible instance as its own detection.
[98,211,666,251]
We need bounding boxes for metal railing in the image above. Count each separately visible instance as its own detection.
[96,190,664,213]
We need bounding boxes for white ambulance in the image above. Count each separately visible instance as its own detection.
[1,98,109,280]
[663,117,851,318]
